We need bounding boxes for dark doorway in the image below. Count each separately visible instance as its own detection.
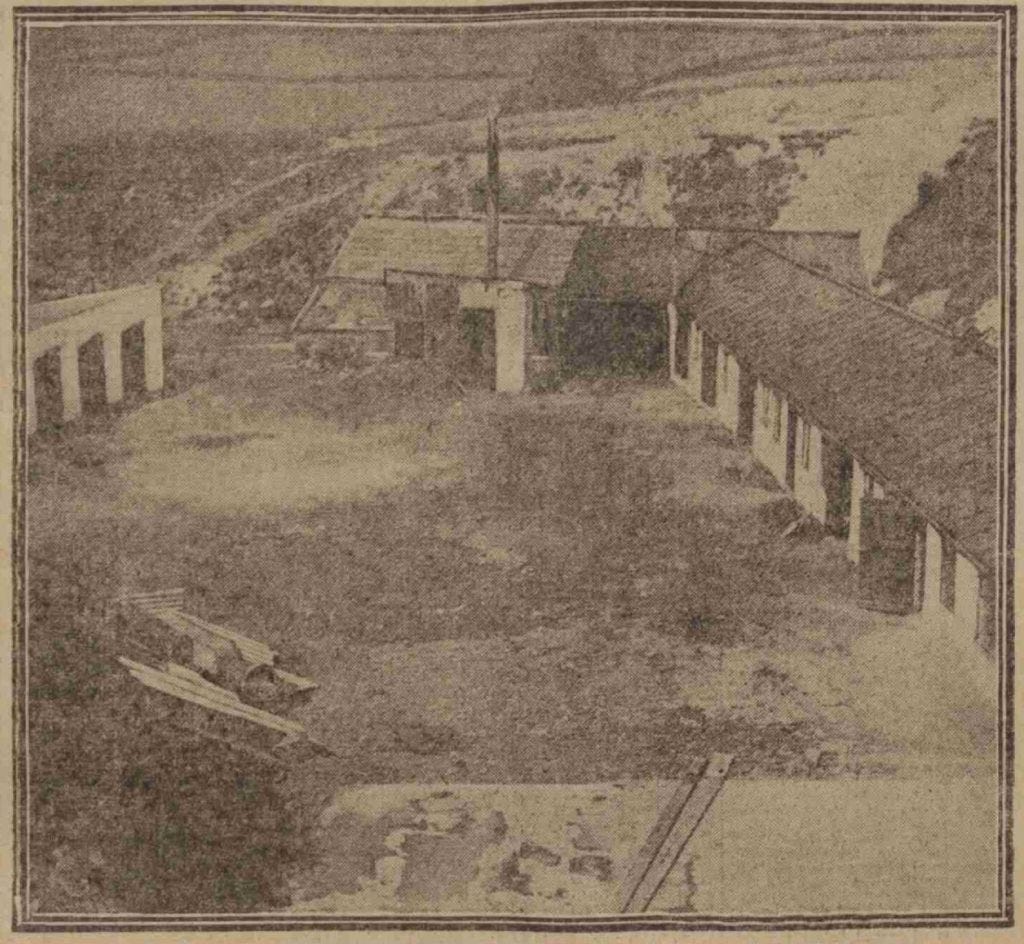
[821,437,853,538]
[700,336,717,406]
[78,334,108,414]
[562,299,666,374]
[939,534,957,611]
[121,323,147,399]
[395,321,425,359]
[785,409,798,489]
[675,312,690,378]
[736,369,756,445]
[33,348,64,431]
[460,308,496,389]
[858,496,920,614]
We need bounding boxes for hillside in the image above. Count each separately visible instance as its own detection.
[26,19,1001,330]
[365,27,999,281]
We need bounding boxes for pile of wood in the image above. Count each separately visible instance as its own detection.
[114,588,330,764]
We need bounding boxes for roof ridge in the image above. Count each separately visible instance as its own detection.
[745,238,997,362]
[365,212,861,238]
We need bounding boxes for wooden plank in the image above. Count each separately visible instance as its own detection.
[272,667,319,692]
[621,753,733,914]
[118,657,304,735]
[164,662,243,700]
[173,611,277,665]
[148,609,237,656]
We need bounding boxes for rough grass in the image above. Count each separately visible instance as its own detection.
[26,332,995,912]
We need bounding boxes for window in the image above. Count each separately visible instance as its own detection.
[801,421,812,469]
[772,394,783,442]
[761,387,772,427]
[721,354,729,392]
[939,534,956,611]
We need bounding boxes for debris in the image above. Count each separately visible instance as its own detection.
[118,657,333,759]
[119,590,316,695]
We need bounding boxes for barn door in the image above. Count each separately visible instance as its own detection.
[858,496,920,614]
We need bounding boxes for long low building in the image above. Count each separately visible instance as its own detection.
[672,234,998,654]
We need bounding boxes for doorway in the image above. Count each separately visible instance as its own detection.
[821,437,853,538]
[858,496,920,614]
[736,370,756,445]
[675,312,690,378]
[460,307,496,389]
[785,409,798,489]
[700,336,717,406]
[33,348,64,430]
[121,323,147,399]
[78,334,108,414]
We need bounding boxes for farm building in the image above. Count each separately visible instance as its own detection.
[291,111,996,655]
[672,234,998,655]
[293,212,584,390]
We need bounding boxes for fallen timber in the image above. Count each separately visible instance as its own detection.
[118,657,332,759]
[116,589,317,694]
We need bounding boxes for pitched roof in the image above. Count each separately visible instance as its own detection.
[326,215,585,287]
[685,238,998,570]
[564,226,867,304]
[295,281,390,332]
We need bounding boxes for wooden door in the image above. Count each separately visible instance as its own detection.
[858,496,920,614]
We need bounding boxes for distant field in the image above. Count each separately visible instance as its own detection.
[27,20,992,142]
[24,18,1001,314]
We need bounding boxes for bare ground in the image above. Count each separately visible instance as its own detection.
[28,335,997,795]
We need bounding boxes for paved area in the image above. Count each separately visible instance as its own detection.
[290,775,1000,915]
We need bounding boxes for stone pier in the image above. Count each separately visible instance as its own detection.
[26,284,163,434]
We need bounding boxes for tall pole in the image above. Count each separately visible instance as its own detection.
[485,108,500,282]
[668,223,680,382]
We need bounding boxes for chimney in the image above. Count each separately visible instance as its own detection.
[485,108,500,281]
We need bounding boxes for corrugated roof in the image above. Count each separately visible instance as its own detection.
[685,239,997,570]
[326,215,585,287]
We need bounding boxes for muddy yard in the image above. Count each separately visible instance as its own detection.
[26,333,998,912]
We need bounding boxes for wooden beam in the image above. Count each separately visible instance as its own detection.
[118,657,304,736]
[620,753,733,914]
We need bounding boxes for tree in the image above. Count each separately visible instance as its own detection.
[664,133,802,230]
[502,30,620,114]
